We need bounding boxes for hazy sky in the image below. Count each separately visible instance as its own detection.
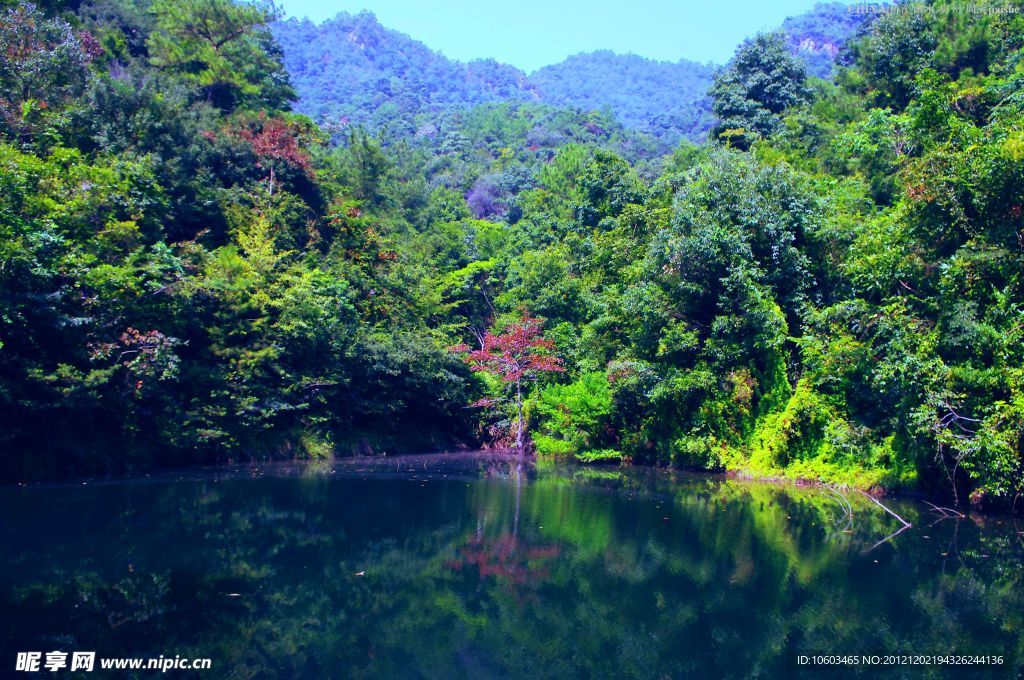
[276,0,858,72]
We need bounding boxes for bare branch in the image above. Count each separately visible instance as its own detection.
[923,500,965,518]
[859,490,911,528]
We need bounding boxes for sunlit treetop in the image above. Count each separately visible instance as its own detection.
[147,0,294,111]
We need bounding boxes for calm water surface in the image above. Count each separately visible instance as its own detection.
[1,452,1022,678]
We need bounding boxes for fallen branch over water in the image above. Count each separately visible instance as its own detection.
[923,500,965,518]
[859,490,912,528]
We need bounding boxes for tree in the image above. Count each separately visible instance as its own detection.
[453,315,564,453]
[852,10,936,108]
[147,0,293,111]
[235,113,314,194]
[0,3,91,135]
[329,129,392,208]
[573,149,645,228]
[709,32,811,149]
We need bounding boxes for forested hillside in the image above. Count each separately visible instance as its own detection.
[270,12,540,133]
[272,3,865,148]
[0,0,477,475]
[528,51,715,147]
[1,0,1023,512]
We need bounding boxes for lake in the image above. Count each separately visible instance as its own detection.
[1,452,1021,678]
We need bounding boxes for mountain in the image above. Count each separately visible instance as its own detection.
[271,12,714,146]
[530,51,715,147]
[272,3,869,149]
[781,2,872,78]
[271,13,538,132]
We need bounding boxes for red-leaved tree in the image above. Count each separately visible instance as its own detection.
[236,115,313,195]
[452,315,563,453]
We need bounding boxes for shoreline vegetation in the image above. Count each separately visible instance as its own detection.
[1,1,1023,513]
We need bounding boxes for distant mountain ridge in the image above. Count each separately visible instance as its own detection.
[529,51,716,146]
[271,3,868,148]
[271,13,538,124]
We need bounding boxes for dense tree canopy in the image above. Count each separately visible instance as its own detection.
[1,0,1023,512]
[709,33,813,148]
[147,0,293,111]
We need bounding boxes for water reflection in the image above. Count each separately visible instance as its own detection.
[448,466,563,599]
[0,454,1021,678]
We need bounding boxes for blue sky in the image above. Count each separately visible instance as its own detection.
[276,0,857,72]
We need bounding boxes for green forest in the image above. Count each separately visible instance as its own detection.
[1,0,1023,513]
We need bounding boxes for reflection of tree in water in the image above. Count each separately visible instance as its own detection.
[447,466,562,597]
[447,533,562,587]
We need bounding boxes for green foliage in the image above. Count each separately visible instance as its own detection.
[449,4,1024,510]
[0,0,473,478]
[2,0,1024,512]
[147,0,293,111]
[0,3,91,139]
[710,33,812,149]
[531,372,614,460]
[572,448,622,463]
[850,0,1024,108]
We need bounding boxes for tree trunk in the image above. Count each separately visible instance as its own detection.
[515,378,525,455]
